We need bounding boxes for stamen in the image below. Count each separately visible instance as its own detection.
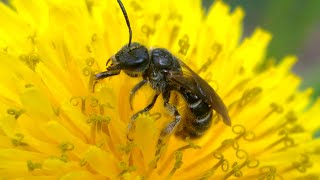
[119,142,137,154]
[85,0,94,14]
[169,25,180,45]
[168,151,183,177]
[224,161,245,179]
[169,12,182,21]
[11,133,28,147]
[91,33,98,42]
[216,138,238,152]
[185,137,201,150]
[141,25,155,38]
[87,114,111,125]
[80,158,87,167]
[178,35,190,55]
[59,142,75,153]
[238,87,262,107]
[232,124,246,139]
[256,111,296,140]
[70,96,86,113]
[225,79,250,98]
[204,73,219,89]
[60,154,69,162]
[27,33,37,45]
[7,108,24,119]
[86,45,92,53]
[19,53,40,71]
[89,97,99,107]
[119,161,137,177]
[235,149,248,160]
[261,102,284,122]
[197,43,222,73]
[232,124,256,141]
[292,153,312,173]
[25,84,34,88]
[82,67,92,76]
[0,46,8,54]
[261,131,295,153]
[27,160,42,171]
[199,152,229,179]
[258,166,281,179]
[247,159,260,169]
[158,139,201,174]
[86,57,95,67]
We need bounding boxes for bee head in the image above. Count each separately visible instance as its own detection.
[108,42,150,75]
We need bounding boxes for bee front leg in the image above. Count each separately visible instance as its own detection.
[91,70,121,92]
[95,69,120,80]
[127,92,160,140]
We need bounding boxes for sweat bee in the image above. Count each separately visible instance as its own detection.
[95,0,231,149]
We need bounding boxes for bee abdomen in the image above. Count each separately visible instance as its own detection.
[191,110,212,131]
[180,91,213,136]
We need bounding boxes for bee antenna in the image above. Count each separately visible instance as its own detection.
[117,0,132,47]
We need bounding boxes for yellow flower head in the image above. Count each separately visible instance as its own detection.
[0,0,320,179]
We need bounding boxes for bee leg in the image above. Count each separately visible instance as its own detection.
[130,93,160,120]
[95,69,120,80]
[92,70,120,93]
[155,91,181,158]
[129,79,147,110]
[127,93,160,140]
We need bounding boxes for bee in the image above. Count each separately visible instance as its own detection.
[96,0,231,147]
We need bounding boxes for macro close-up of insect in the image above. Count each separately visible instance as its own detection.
[1,0,320,178]
[95,0,231,150]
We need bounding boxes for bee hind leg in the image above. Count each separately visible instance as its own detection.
[155,91,181,159]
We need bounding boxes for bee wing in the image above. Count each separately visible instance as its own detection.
[167,60,231,126]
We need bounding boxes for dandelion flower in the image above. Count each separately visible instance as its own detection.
[0,0,319,179]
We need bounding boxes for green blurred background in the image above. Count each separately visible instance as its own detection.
[203,0,320,100]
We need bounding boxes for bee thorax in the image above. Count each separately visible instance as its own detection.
[148,72,167,92]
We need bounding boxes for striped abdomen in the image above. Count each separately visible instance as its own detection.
[180,90,213,137]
